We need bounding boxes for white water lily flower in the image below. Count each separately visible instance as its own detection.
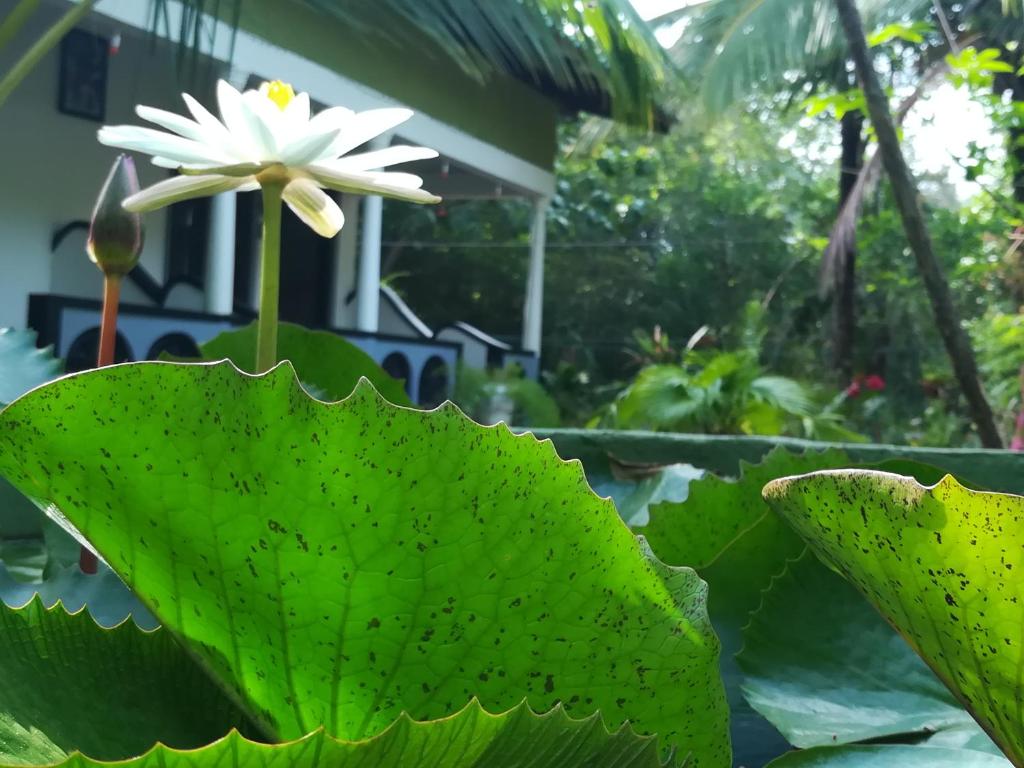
[97,80,441,238]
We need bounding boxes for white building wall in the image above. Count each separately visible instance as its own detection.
[0,9,215,329]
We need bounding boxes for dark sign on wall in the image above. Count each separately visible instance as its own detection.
[58,28,108,122]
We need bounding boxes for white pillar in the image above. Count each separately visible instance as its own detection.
[204,190,237,315]
[522,196,549,354]
[330,194,361,328]
[356,136,389,333]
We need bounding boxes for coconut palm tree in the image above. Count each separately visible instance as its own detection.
[669,0,1021,383]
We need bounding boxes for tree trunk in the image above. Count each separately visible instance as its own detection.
[833,108,864,382]
[833,0,1003,448]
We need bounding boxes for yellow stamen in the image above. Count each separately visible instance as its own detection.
[260,80,295,111]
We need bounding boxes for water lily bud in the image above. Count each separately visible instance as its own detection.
[88,154,144,277]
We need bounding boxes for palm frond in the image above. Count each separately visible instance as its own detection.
[151,0,672,128]
[673,0,930,114]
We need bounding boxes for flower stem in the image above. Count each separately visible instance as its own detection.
[97,275,121,368]
[80,273,122,574]
[256,182,284,373]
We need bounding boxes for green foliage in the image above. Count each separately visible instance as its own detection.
[602,306,859,440]
[671,0,934,114]
[947,47,1015,90]
[867,22,930,47]
[971,311,1024,441]
[199,322,411,406]
[453,365,561,427]
[385,114,829,392]
[802,89,866,121]
[764,471,1024,766]
[0,361,730,765]
[607,352,814,435]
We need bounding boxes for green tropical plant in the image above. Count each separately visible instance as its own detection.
[0,360,731,767]
[601,307,858,440]
[608,350,815,435]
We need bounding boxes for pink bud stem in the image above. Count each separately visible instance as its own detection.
[80,275,122,574]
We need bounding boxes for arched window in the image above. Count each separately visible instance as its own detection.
[65,328,133,372]
[147,332,201,360]
[419,355,449,408]
[381,352,412,397]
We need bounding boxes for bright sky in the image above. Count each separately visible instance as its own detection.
[629,0,999,202]
[630,0,691,20]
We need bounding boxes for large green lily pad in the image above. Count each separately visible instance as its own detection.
[200,322,411,405]
[0,598,668,768]
[636,448,851,623]
[764,471,1024,766]
[0,597,254,764]
[739,551,995,750]
[0,328,64,538]
[0,361,729,765]
[589,463,703,526]
[5,704,667,768]
[766,745,1011,767]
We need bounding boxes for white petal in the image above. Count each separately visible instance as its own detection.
[242,90,285,156]
[136,105,207,143]
[279,127,341,166]
[182,92,238,154]
[98,125,231,165]
[123,174,251,212]
[216,80,262,160]
[307,164,440,204]
[284,92,311,128]
[307,106,355,135]
[282,178,344,237]
[326,107,412,157]
[329,145,438,172]
[363,171,426,189]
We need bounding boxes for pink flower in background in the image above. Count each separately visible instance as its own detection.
[844,380,861,398]
[864,374,885,391]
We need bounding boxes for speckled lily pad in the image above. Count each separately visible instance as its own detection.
[0,361,729,766]
[764,471,1024,766]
